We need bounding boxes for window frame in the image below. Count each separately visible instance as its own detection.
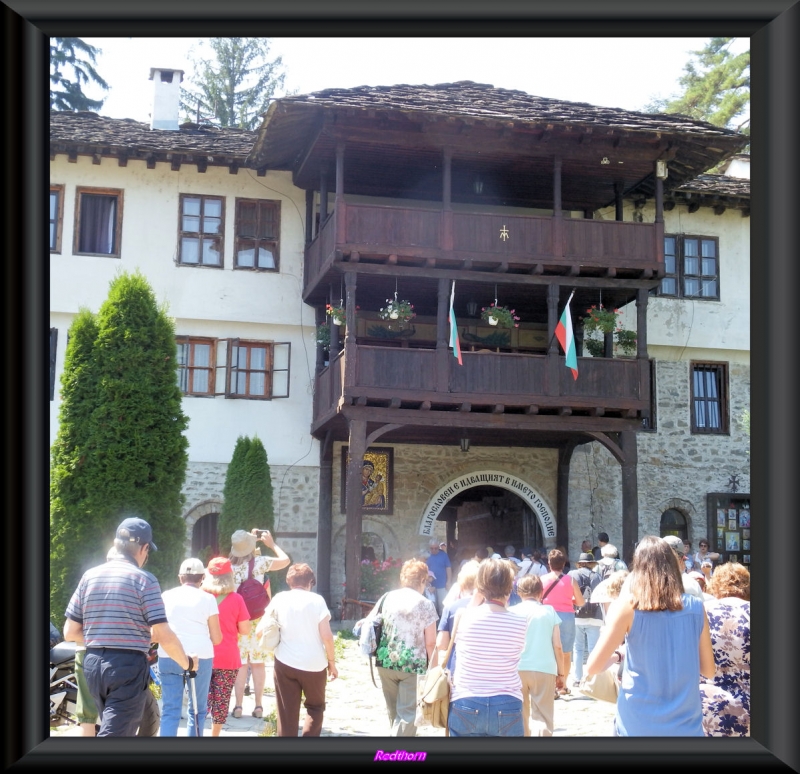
[73,186,124,257]
[234,198,281,272]
[50,185,64,253]
[660,234,720,301]
[225,338,290,400]
[178,193,226,268]
[176,336,217,397]
[690,361,729,434]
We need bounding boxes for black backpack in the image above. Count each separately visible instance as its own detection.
[574,570,601,619]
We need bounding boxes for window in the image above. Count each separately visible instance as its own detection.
[179,194,224,266]
[176,337,216,396]
[50,185,64,252]
[227,339,290,399]
[50,327,58,400]
[660,235,719,299]
[74,187,123,256]
[235,199,280,270]
[691,362,728,434]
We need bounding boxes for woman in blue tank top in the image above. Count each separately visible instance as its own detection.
[586,536,715,736]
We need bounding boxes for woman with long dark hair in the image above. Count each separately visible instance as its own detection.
[586,536,715,736]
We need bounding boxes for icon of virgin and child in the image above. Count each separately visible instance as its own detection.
[362,459,386,509]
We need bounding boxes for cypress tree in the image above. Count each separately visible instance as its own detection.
[50,271,189,621]
[218,435,277,560]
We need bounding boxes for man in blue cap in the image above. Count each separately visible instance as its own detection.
[64,515,197,736]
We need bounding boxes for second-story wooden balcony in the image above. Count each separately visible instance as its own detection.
[304,201,663,306]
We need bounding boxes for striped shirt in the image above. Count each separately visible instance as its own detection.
[65,556,167,652]
[450,604,528,701]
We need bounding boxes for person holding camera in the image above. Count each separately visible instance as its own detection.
[228,528,290,719]
[64,516,198,737]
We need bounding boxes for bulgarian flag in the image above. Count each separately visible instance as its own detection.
[449,281,463,365]
[555,291,578,380]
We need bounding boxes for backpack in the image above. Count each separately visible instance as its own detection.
[238,558,270,621]
[596,561,619,583]
[574,570,601,619]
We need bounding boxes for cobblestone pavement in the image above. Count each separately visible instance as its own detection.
[51,630,617,738]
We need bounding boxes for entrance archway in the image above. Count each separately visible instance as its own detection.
[418,471,556,554]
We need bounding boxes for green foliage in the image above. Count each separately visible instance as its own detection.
[615,329,637,356]
[50,272,189,621]
[584,338,606,358]
[180,38,286,130]
[316,323,330,348]
[50,37,108,112]
[218,435,274,555]
[647,38,749,137]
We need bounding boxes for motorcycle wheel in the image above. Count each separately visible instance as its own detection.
[136,687,160,737]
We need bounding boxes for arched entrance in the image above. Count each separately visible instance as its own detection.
[418,471,556,560]
[192,512,219,565]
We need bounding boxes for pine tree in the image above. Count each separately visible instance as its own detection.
[180,38,286,130]
[50,272,189,621]
[647,38,750,136]
[50,37,109,112]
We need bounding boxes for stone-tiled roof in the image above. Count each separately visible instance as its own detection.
[50,110,257,160]
[675,173,750,198]
[275,81,745,141]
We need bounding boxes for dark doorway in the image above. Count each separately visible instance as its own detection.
[192,512,220,564]
[660,508,688,540]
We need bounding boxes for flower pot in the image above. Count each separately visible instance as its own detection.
[389,310,399,320]
[333,316,343,326]
[487,316,499,326]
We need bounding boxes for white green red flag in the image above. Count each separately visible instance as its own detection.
[449,281,463,365]
[555,291,578,380]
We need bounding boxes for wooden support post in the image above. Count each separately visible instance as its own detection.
[553,157,563,257]
[319,170,329,225]
[316,432,333,606]
[546,283,560,396]
[436,277,450,393]
[614,181,624,222]
[619,431,639,565]
[556,442,576,551]
[344,420,367,613]
[305,189,314,244]
[442,148,453,251]
[636,287,648,358]
[343,272,357,389]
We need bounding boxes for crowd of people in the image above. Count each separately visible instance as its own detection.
[57,516,750,739]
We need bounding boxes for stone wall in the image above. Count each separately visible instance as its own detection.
[329,443,558,594]
[180,462,320,569]
[568,359,751,561]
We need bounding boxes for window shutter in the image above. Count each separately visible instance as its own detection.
[272,342,291,398]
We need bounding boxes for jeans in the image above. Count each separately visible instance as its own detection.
[556,611,577,652]
[158,656,213,737]
[448,694,524,737]
[573,623,602,682]
[84,648,149,737]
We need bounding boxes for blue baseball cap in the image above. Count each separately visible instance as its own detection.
[116,517,158,551]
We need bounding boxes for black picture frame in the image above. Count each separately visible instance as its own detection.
[9,0,796,770]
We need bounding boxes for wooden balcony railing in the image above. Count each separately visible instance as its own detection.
[313,345,650,428]
[305,201,663,289]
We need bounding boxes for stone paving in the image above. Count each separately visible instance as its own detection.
[51,628,617,738]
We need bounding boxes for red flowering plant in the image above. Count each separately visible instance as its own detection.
[582,305,636,357]
[360,557,403,600]
[480,303,520,329]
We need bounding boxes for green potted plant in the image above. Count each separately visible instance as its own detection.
[326,302,346,325]
[582,304,618,357]
[615,328,637,356]
[584,338,606,358]
[316,323,331,348]
[480,303,520,329]
[379,293,415,326]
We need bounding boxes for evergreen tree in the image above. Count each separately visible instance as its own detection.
[218,435,275,554]
[50,272,189,621]
[180,38,286,130]
[50,37,109,112]
[646,38,750,135]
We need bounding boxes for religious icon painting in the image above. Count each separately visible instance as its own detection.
[717,508,726,526]
[739,510,751,528]
[742,529,750,539]
[717,527,725,547]
[725,531,740,551]
[729,554,739,564]
[728,519,738,531]
[742,540,750,550]
[743,555,750,564]
[340,446,394,515]
[728,508,737,520]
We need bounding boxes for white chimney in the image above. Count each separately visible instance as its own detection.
[149,68,184,131]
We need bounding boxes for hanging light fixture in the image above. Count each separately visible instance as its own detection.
[473,174,484,195]
[460,437,470,453]
[466,300,478,317]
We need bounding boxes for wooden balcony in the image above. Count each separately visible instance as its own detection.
[305,201,663,301]
[313,343,651,441]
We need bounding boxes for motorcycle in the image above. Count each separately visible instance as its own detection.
[49,640,161,735]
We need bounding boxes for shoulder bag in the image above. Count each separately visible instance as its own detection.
[256,606,280,652]
[417,609,462,733]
